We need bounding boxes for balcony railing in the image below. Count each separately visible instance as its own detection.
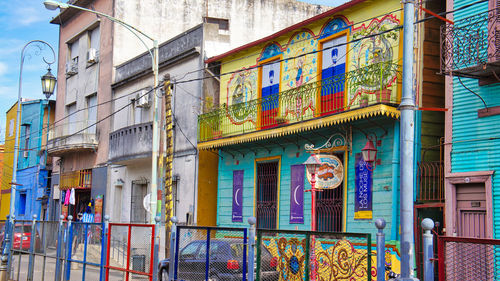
[47,120,98,156]
[417,161,444,203]
[109,122,153,163]
[60,169,92,190]
[198,62,401,142]
[440,9,500,78]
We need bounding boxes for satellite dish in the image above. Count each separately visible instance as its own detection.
[143,193,153,214]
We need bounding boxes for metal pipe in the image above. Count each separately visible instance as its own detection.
[247,217,256,281]
[421,218,434,281]
[376,218,386,281]
[391,123,400,241]
[399,0,418,279]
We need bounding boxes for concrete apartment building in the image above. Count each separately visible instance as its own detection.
[47,0,331,224]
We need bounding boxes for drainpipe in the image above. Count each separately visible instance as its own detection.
[399,0,418,279]
[391,122,400,241]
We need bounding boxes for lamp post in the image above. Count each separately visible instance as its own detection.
[303,154,321,281]
[0,40,56,280]
[43,0,162,225]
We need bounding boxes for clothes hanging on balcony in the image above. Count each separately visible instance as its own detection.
[69,188,75,205]
[64,189,70,205]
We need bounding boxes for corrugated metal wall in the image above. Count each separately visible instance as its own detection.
[452,0,500,239]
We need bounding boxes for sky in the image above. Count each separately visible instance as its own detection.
[0,0,348,142]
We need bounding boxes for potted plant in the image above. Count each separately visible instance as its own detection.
[375,88,392,103]
[359,94,369,107]
[275,116,288,125]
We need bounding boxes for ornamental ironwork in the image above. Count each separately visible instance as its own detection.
[440,9,500,78]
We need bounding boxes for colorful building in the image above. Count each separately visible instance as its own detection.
[0,102,21,220]
[14,99,54,220]
[197,0,445,275]
[441,0,500,239]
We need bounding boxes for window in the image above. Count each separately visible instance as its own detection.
[23,125,30,157]
[69,40,79,62]
[320,34,347,115]
[204,17,229,33]
[87,95,97,134]
[180,242,200,259]
[18,193,27,216]
[67,103,77,135]
[260,60,281,129]
[9,119,14,136]
[89,26,100,50]
[130,182,147,223]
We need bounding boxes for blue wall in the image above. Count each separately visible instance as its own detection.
[18,100,50,170]
[14,167,48,219]
[216,118,399,238]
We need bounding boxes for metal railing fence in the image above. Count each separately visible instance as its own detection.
[256,229,372,281]
[438,236,500,281]
[173,226,248,281]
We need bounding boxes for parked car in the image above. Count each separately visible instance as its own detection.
[159,239,279,281]
[0,224,41,251]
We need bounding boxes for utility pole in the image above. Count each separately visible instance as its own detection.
[399,0,418,280]
[163,75,174,255]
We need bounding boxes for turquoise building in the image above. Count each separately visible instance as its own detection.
[442,0,500,239]
[13,99,54,220]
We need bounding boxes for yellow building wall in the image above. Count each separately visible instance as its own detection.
[0,103,19,220]
[217,0,402,134]
[196,150,219,226]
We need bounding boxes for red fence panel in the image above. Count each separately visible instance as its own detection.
[437,236,500,281]
[105,223,155,281]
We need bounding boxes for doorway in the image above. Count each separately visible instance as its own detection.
[256,161,279,229]
[456,183,486,238]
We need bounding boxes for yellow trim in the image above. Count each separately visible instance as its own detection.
[258,55,283,128]
[354,211,373,220]
[254,155,282,229]
[317,29,350,116]
[199,104,400,150]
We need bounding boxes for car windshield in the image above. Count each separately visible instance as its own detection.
[230,243,244,258]
[14,226,31,233]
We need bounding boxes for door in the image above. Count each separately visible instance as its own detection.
[256,161,279,229]
[178,241,201,281]
[316,153,344,232]
[456,183,486,238]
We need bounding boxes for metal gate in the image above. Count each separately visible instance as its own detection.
[256,161,278,229]
[173,226,247,281]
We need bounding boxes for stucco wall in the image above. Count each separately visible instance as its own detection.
[112,0,331,65]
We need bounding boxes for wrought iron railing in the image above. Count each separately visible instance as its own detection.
[198,62,401,142]
[60,169,92,190]
[440,9,500,76]
[417,161,444,202]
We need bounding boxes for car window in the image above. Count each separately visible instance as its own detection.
[196,244,207,259]
[14,226,31,233]
[230,243,243,258]
[180,242,199,259]
[210,243,220,256]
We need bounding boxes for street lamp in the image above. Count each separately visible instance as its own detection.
[361,138,378,171]
[303,154,321,231]
[0,40,56,280]
[43,0,162,224]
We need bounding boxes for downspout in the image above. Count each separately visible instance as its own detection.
[413,110,422,201]
[391,122,400,241]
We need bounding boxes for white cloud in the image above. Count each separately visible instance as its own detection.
[0,62,7,77]
[15,6,44,26]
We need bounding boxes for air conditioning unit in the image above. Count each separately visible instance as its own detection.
[86,48,99,64]
[23,150,28,158]
[136,90,150,108]
[65,61,78,75]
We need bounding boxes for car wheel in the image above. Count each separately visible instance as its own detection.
[160,268,168,281]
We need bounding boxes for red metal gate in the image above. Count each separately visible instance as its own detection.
[105,223,155,281]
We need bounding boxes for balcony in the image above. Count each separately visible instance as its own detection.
[416,161,444,203]
[60,169,92,190]
[198,62,401,144]
[47,121,98,156]
[440,9,500,81]
[108,122,153,163]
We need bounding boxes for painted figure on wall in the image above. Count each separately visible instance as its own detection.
[321,34,347,115]
[227,69,258,124]
[261,61,281,128]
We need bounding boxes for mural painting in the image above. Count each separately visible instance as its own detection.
[262,237,401,280]
[220,13,400,132]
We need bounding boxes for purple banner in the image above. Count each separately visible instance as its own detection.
[355,154,373,219]
[290,165,304,224]
[232,170,244,222]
